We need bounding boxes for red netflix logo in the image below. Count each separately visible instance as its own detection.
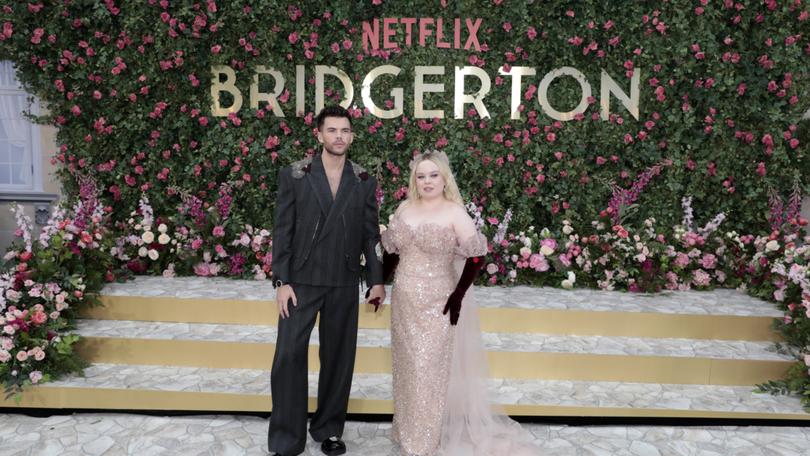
[362,17,483,52]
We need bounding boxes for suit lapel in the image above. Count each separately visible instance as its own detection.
[306,155,332,216]
[317,160,357,242]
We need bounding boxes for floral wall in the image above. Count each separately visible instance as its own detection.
[0,0,807,240]
[2,0,810,402]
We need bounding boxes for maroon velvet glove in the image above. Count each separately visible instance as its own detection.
[443,256,484,325]
[366,251,400,312]
[382,251,400,284]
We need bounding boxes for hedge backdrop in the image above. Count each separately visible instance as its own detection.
[1,0,808,237]
[3,0,810,402]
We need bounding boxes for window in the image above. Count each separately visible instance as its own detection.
[0,61,41,192]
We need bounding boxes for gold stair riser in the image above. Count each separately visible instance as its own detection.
[76,337,791,386]
[82,296,780,341]
[2,387,808,420]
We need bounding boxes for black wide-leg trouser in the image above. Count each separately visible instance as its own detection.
[267,284,359,456]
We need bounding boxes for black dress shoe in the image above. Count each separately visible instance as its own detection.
[320,438,346,455]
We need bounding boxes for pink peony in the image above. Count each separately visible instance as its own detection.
[692,269,711,287]
[700,253,717,269]
[674,252,690,268]
[193,262,219,277]
[529,254,549,272]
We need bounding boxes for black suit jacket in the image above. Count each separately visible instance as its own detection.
[272,154,383,287]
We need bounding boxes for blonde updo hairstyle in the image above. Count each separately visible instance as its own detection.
[407,149,464,206]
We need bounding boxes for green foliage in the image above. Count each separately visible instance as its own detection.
[0,1,806,236]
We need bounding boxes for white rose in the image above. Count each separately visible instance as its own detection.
[508,270,517,279]
[141,231,155,243]
[486,263,498,275]
[765,240,780,252]
[138,247,148,257]
[540,246,554,256]
[561,279,574,289]
[158,223,168,233]
[519,247,531,258]
[148,249,159,261]
[158,233,170,245]
[562,225,573,235]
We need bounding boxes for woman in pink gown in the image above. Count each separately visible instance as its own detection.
[380,150,539,456]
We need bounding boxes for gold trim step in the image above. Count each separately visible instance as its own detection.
[2,387,808,420]
[75,337,791,386]
[82,296,780,341]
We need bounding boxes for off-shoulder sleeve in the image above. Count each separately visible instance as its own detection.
[455,231,488,258]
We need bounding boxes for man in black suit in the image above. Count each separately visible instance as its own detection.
[268,105,385,456]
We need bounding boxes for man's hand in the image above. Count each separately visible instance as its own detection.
[366,284,386,312]
[276,284,297,319]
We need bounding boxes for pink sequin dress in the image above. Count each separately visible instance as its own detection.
[381,213,487,455]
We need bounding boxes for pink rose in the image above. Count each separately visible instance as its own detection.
[31,311,47,325]
[29,371,42,384]
[212,225,225,237]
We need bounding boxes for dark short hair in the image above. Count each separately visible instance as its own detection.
[315,105,352,131]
